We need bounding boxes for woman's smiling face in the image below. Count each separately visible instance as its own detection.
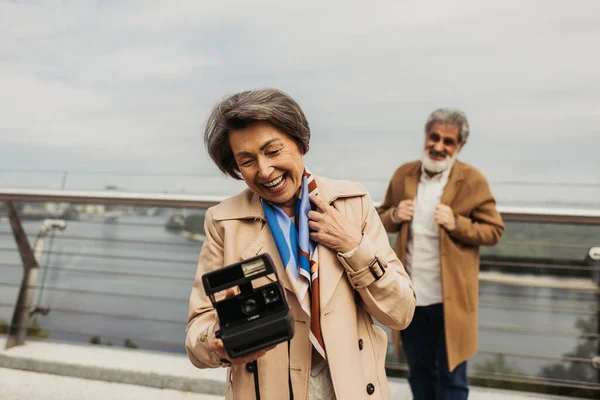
[229,121,305,211]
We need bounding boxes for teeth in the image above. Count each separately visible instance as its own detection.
[264,175,285,190]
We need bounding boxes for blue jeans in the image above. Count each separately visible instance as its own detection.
[401,303,469,400]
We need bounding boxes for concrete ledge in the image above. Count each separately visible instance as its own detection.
[0,337,226,396]
[0,337,574,399]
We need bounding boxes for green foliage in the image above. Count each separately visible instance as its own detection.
[89,335,101,344]
[0,316,49,338]
[27,316,50,339]
[389,221,600,264]
[538,313,599,398]
[89,335,138,349]
[475,354,523,376]
[183,213,206,235]
[124,338,138,349]
[165,212,207,236]
[481,221,600,262]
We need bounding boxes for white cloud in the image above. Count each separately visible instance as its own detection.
[0,0,599,199]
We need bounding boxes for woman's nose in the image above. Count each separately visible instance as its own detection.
[257,159,274,179]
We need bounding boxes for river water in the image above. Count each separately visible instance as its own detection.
[0,214,597,383]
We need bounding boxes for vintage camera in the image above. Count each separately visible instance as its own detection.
[202,253,295,359]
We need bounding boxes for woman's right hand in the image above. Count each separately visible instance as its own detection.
[209,288,275,365]
[208,338,275,366]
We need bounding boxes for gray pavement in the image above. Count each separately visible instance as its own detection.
[0,336,576,400]
[0,367,224,400]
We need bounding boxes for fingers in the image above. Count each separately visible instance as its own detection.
[434,205,454,227]
[309,231,320,243]
[307,210,323,222]
[434,207,445,219]
[207,339,221,352]
[208,338,227,359]
[395,200,414,222]
[309,194,328,212]
[435,204,450,213]
[400,199,414,207]
[398,200,414,213]
[209,338,276,365]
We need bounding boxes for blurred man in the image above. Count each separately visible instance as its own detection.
[377,108,504,399]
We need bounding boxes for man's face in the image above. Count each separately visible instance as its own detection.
[424,122,463,160]
[421,122,464,174]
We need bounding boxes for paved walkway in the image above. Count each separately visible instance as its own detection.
[0,336,577,400]
[0,367,223,400]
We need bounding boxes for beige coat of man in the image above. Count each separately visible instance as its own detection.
[186,177,416,400]
[377,160,504,371]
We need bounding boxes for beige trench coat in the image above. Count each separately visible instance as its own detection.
[377,160,504,371]
[186,176,416,400]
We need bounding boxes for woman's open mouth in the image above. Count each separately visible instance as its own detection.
[262,174,287,192]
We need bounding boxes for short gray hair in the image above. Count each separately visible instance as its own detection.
[204,88,311,180]
[424,108,470,143]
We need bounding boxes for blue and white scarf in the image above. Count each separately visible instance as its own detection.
[262,168,325,358]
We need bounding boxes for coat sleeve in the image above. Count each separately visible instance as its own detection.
[448,176,504,246]
[185,208,224,369]
[337,191,416,330]
[376,172,402,233]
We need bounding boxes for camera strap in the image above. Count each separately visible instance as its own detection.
[252,360,260,399]
[288,340,294,399]
[251,341,294,400]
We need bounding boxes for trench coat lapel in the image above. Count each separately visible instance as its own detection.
[314,177,365,311]
[240,222,295,295]
[222,190,295,295]
[317,243,343,311]
[234,177,367,313]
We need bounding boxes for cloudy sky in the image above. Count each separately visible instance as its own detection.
[1,0,599,206]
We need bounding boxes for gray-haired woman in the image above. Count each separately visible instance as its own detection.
[186,88,415,400]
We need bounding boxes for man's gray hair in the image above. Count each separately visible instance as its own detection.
[424,108,470,143]
[204,88,310,180]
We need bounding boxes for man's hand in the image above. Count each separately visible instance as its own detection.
[308,194,362,253]
[434,204,456,231]
[392,199,414,223]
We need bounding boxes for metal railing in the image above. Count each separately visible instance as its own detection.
[1,187,599,397]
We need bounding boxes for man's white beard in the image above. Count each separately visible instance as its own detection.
[421,150,454,174]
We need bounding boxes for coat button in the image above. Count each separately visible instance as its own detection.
[246,362,254,373]
[358,339,363,350]
[366,383,375,395]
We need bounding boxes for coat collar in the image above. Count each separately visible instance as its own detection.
[405,160,465,204]
[210,176,367,222]
[211,176,368,312]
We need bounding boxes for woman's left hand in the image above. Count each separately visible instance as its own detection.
[308,194,362,253]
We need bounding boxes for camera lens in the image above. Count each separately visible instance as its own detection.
[262,287,280,304]
[242,298,258,315]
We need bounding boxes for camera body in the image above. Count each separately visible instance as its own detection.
[202,253,295,358]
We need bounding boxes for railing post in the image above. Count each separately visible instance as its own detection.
[587,246,600,383]
[4,200,38,349]
[61,171,68,190]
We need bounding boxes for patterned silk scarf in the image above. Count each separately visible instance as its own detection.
[261,168,326,358]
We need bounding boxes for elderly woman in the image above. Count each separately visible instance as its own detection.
[185,88,416,400]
